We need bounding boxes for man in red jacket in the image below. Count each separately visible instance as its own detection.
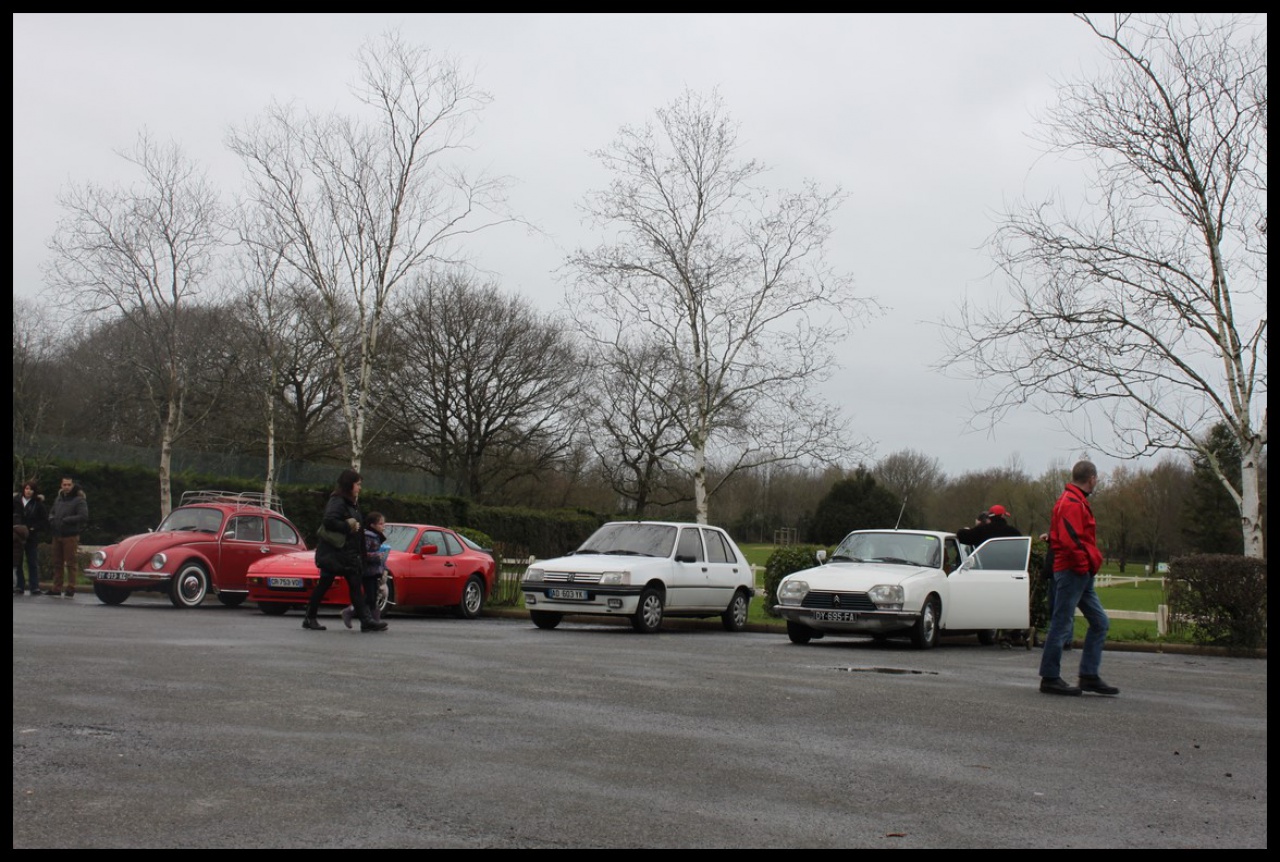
[1038,461,1119,696]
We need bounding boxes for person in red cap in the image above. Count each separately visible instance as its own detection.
[955,504,1020,547]
[956,504,1026,646]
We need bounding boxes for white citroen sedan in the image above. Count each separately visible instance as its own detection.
[774,529,1031,649]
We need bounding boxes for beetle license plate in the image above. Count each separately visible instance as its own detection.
[96,571,131,581]
[548,588,588,600]
[267,577,305,589]
[813,610,860,622]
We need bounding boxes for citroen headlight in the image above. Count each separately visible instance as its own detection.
[778,579,810,605]
[522,566,544,583]
[90,550,106,568]
[867,584,904,610]
[150,553,168,571]
[598,570,631,585]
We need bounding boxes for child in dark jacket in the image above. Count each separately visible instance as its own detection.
[341,512,389,628]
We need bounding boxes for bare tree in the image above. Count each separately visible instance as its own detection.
[944,14,1266,557]
[567,88,877,523]
[44,132,227,516]
[382,271,582,502]
[228,32,512,471]
[873,449,946,528]
[226,214,298,500]
[12,298,65,483]
[578,337,693,517]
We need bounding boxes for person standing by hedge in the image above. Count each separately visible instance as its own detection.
[48,476,88,598]
[1038,461,1117,697]
[13,481,48,595]
[302,469,388,633]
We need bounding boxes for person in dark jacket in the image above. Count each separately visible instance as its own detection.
[48,477,88,598]
[955,504,1021,547]
[302,469,388,633]
[957,505,1026,646]
[13,481,48,594]
[1039,461,1116,697]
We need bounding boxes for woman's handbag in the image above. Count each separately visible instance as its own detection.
[316,523,348,548]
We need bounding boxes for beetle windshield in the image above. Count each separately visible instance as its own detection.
[577,523,677,557]
[831,532,940,567]
[157,506,223,534]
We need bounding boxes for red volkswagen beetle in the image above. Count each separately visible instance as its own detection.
[86,491,306,608]
[246,523,497,619]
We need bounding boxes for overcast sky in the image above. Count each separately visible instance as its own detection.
[14,13,1152,481]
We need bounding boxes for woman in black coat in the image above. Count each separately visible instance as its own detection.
[302,469,388,632]
[13,481,48,595]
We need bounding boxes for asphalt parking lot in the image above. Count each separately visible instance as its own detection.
[12,595,1268,848]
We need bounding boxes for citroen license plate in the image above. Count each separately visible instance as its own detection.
[813,610,859,622]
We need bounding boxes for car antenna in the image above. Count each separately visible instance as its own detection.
[894,496,908,530]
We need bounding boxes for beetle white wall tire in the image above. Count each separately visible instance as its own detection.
[169,562,209,608]
[92,581,130,605]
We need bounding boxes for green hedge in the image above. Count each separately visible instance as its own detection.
[1167,554,1267,651]
[762,544,824,617]
[17,457,604,560]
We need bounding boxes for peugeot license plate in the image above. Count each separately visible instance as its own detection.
[548,588,588,601]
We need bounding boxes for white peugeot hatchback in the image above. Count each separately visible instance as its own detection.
[522,521,755,634]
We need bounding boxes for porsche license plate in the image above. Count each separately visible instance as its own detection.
[267,577,305,589]
[548,588,588,601]
[813,610,860,622]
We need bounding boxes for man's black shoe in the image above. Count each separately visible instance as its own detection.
[1078,675,1120,696]
[301,617,327,631]
[1039,677,1082,696]
[361,619,389,632]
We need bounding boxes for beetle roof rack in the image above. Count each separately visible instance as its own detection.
[179,490,285,514]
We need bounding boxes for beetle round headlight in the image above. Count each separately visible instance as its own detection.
[90,550,106,568]
[150,553,168,571]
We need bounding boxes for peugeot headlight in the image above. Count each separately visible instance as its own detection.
[867,584,904,610]
[150,553,168,571]
[522,566,544,583]
[598,570,631,585]
[777,579,810,605]
[90,550,106,568]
